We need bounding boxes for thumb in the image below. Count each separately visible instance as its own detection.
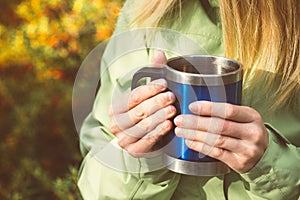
[151,51,167,66]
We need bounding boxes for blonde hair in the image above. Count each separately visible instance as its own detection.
[129,0,300,109]
[219,0,299,109]
[128,0,181,27]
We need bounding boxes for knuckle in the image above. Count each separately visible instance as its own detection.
[195,117,204,130]
[239,158,251,170]
[157,92,168,103]
[245,106,261,121]
[221,119,230,133]
[225,104,237,118]
[153,96,162,106]
[154,92,172,107]
[249,126,264,144]
[216,135,226,147]
[109,122,118,134]
[255,131,264,144]
[156,121,172,136]
[130,91,141,105]
[148,133,161,144]
[139,119,172,143]
[126,147,139,158]
[134,105,147,119]
[118,139,127,149]
[138,118,152,132]
[186,140,196,149]
[211,147,224,158]
[250,108,262,121]
[248,147,257,158]
[150,79,167,90]
[148,84,160,94]
[247,126,257,136]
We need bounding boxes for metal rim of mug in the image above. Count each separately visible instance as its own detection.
[163,154,231,176]
[164,55,243,86]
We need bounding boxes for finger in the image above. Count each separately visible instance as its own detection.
[185,139,231,164]
[116,105,176,148]
[185,139,225,158]
[174,114,250,139]
[175,127,243,152]
[151,50,167,65]
[125,120,173,157]
[129,91,175,122]
[110,79,168,115]
[185,140,256,173]
[111,92,175,132]
[189,101,259,123]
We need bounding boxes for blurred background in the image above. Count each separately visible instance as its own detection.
[0,0,124,199]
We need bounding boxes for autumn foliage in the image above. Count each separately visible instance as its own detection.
[0,0,123,199]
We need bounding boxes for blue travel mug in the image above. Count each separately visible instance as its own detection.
[131,55,242,176]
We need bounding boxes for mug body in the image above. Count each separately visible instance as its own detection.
[131,55,243,175]
[163,55,242,162]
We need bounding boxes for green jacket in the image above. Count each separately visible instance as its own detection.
[77,0,300,199]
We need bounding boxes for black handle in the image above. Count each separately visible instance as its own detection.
[131,67,164,90]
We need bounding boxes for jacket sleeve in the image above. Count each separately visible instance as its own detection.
[78,92,180,199]
[240,123,300,200]
[77,1,181,199]
[78,140,180,200]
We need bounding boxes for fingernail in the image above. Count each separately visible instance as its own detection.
[189,102,199,112]
[151,51,167,65]
[153,51,164,59]
[174,116,182,126]
[174,127,181,136]
[168,105,176,116]
[163,120,172,130]
[166,91,175,102]
[152,79,167,88]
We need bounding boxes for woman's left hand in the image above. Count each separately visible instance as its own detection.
[174,101,269,173]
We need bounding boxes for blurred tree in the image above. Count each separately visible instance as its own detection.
[0,0,24,27]
[0,0,124,199]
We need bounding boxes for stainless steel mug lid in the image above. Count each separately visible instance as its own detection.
[165,55,243,86]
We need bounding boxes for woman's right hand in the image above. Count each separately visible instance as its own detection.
[109,79,176,157]
[109,51,177,157]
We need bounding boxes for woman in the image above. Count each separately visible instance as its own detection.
[78,0,299,199]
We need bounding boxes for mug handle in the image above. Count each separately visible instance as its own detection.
[131,67,164,89]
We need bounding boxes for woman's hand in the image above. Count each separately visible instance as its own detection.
[109,51,177,157]
[174,101,269,173]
